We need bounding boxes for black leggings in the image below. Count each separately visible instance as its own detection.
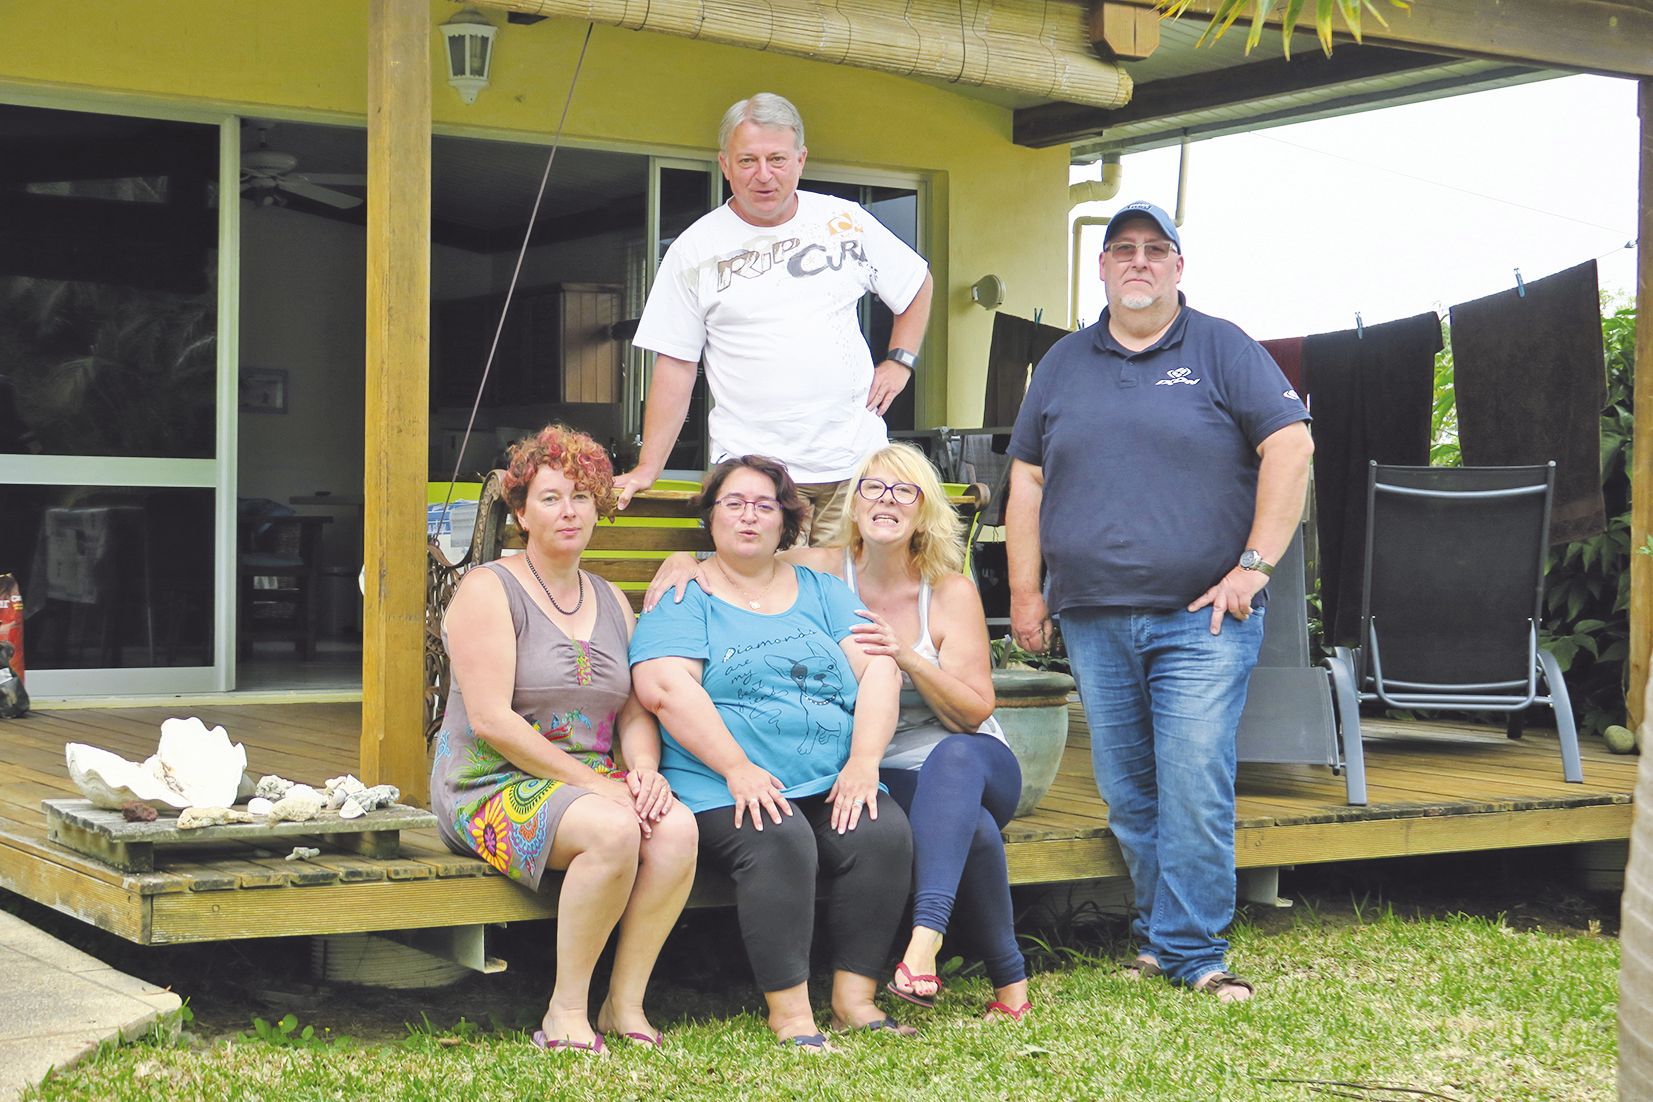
[695,794,913,992]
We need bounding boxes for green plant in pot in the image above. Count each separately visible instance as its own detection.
[990,632,1075,817]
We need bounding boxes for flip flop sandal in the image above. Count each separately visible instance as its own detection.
[531,1030,606,1055]
[614,1030,664,1048]
[831,1015,918,1036]
[780,1031,834,1053]
[1192,971,1255,1002]
[1122,956,1164,981]
[983,1001,1032,1023]
[885,961,941,1008]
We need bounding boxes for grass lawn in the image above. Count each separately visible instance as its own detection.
[23,898,1618,1102]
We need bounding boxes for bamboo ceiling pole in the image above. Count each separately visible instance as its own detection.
[362,0,433,805]
[1630,78,1652,733]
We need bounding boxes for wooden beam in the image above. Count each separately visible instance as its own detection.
[1128,0,1653,78]
[362,0,432,806]
[1091,0,1160,61]
[1631,77,1653,733]
[1016,45,1452,147]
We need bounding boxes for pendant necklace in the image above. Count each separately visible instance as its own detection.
[525,553,584,615]
[713,556,775,610]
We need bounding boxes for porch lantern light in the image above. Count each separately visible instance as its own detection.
[441,8,497,105]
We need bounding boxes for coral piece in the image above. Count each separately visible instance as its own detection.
[247,797,274,817]
[255,775,294,800]
[284,846,321,862]
[176,806,257,830]
[64,718,248,811]
[341,784,399,820]
[269,784,323,823]
[120,802,158,823]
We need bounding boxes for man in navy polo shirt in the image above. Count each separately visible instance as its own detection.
[1005,201,1313,1002]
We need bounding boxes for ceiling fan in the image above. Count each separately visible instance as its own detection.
[240,123,365,210]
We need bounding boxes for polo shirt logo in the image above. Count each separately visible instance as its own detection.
[1154,367,1200,386]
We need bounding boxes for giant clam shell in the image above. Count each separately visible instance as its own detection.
[65,717,249,811]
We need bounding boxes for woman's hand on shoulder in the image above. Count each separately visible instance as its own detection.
[642,552,708,613]
[626,766,674,822]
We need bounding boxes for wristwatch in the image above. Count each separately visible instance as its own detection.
[1238,549,1275,576]
[886,347,918,371]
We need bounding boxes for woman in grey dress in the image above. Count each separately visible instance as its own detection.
[432,425,697,1053]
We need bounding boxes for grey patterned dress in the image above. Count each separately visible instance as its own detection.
[429,562,631,890]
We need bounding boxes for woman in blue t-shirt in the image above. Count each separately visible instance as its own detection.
[630,455,915,1051]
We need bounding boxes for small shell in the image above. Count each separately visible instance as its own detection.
[339,796,366,820]
[324,774,366,809]
[247,797,274,816]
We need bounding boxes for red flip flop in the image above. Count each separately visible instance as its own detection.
[984,1000,1032,1023]
[531,1030,606,1055]
[885,961,941,1008]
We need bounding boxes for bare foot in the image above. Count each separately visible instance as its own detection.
[596,999,659,1043]
[540,1003,600,1047]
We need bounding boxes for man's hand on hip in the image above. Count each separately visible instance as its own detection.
[866,360,913,415]
[1188,567,1269,635]
[1011,592,1054,654]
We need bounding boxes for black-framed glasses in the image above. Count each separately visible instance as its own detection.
[856,479,921,505]
[714,494,780,516]
[1102,240,1177,262]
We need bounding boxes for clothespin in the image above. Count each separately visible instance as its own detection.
[1033,307,1044,325]
[1514,269,1527,298]
[1355,311,1364,339]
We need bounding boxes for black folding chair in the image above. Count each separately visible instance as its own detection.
[1322,462,1583,786]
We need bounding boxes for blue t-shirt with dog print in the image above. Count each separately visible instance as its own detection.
[629,565,866,813]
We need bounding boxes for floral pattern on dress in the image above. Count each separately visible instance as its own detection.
[572,639,594,686]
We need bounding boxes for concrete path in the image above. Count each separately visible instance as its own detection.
[0,910,180,1100]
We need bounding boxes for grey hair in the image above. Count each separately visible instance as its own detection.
[718,93,805,153]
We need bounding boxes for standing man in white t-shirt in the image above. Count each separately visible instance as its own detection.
[617,92,934,543]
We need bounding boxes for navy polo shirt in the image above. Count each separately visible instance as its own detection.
[1007,298,1310,613]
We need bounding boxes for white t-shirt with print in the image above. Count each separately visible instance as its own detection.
[633,191,929,484]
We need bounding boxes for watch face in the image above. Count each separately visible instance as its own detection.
[1239,550,1261,569]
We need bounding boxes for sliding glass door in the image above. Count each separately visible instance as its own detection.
[0,99,237,696]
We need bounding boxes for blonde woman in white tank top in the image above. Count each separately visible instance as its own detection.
[646,443,1031,1022]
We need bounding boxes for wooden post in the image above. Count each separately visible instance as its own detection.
[362,0,432,804]
[1631,79,1653,732]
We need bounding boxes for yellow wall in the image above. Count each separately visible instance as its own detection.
[4,0,1071,427]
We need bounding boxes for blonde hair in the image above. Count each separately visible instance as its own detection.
[834,443,965,584]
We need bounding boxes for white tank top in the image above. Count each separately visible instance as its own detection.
[843,551,1007,769]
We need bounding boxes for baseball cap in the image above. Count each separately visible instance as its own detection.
[1103,200,1181,253]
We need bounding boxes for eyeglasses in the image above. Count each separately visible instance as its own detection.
[714,494,780,516]
[1102,240,1177,263]
[856,479,921,505]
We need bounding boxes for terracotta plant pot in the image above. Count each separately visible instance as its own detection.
[991,668,1076,817]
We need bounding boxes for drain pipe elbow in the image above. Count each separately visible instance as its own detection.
[1068,153,1122,206]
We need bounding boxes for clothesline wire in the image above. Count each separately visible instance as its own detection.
[1254,133,1636,239]
[436,22,596,530]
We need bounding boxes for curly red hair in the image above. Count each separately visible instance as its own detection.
[502,424,618,519]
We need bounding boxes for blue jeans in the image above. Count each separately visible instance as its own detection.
[1058,605,1264,986]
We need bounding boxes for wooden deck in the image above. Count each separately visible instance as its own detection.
[0,701,1635,945]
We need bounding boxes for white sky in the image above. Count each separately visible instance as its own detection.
[1070,74,1642,340]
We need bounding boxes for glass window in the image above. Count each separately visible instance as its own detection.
[0,486,216,669]
[0,106,218,459]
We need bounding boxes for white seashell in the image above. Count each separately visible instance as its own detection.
[247,797,274,816]
[65,718,247,811]
[324,774,366,809]
[255,775,294,800]
[177,806,257,830]
[339,796,366,820]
